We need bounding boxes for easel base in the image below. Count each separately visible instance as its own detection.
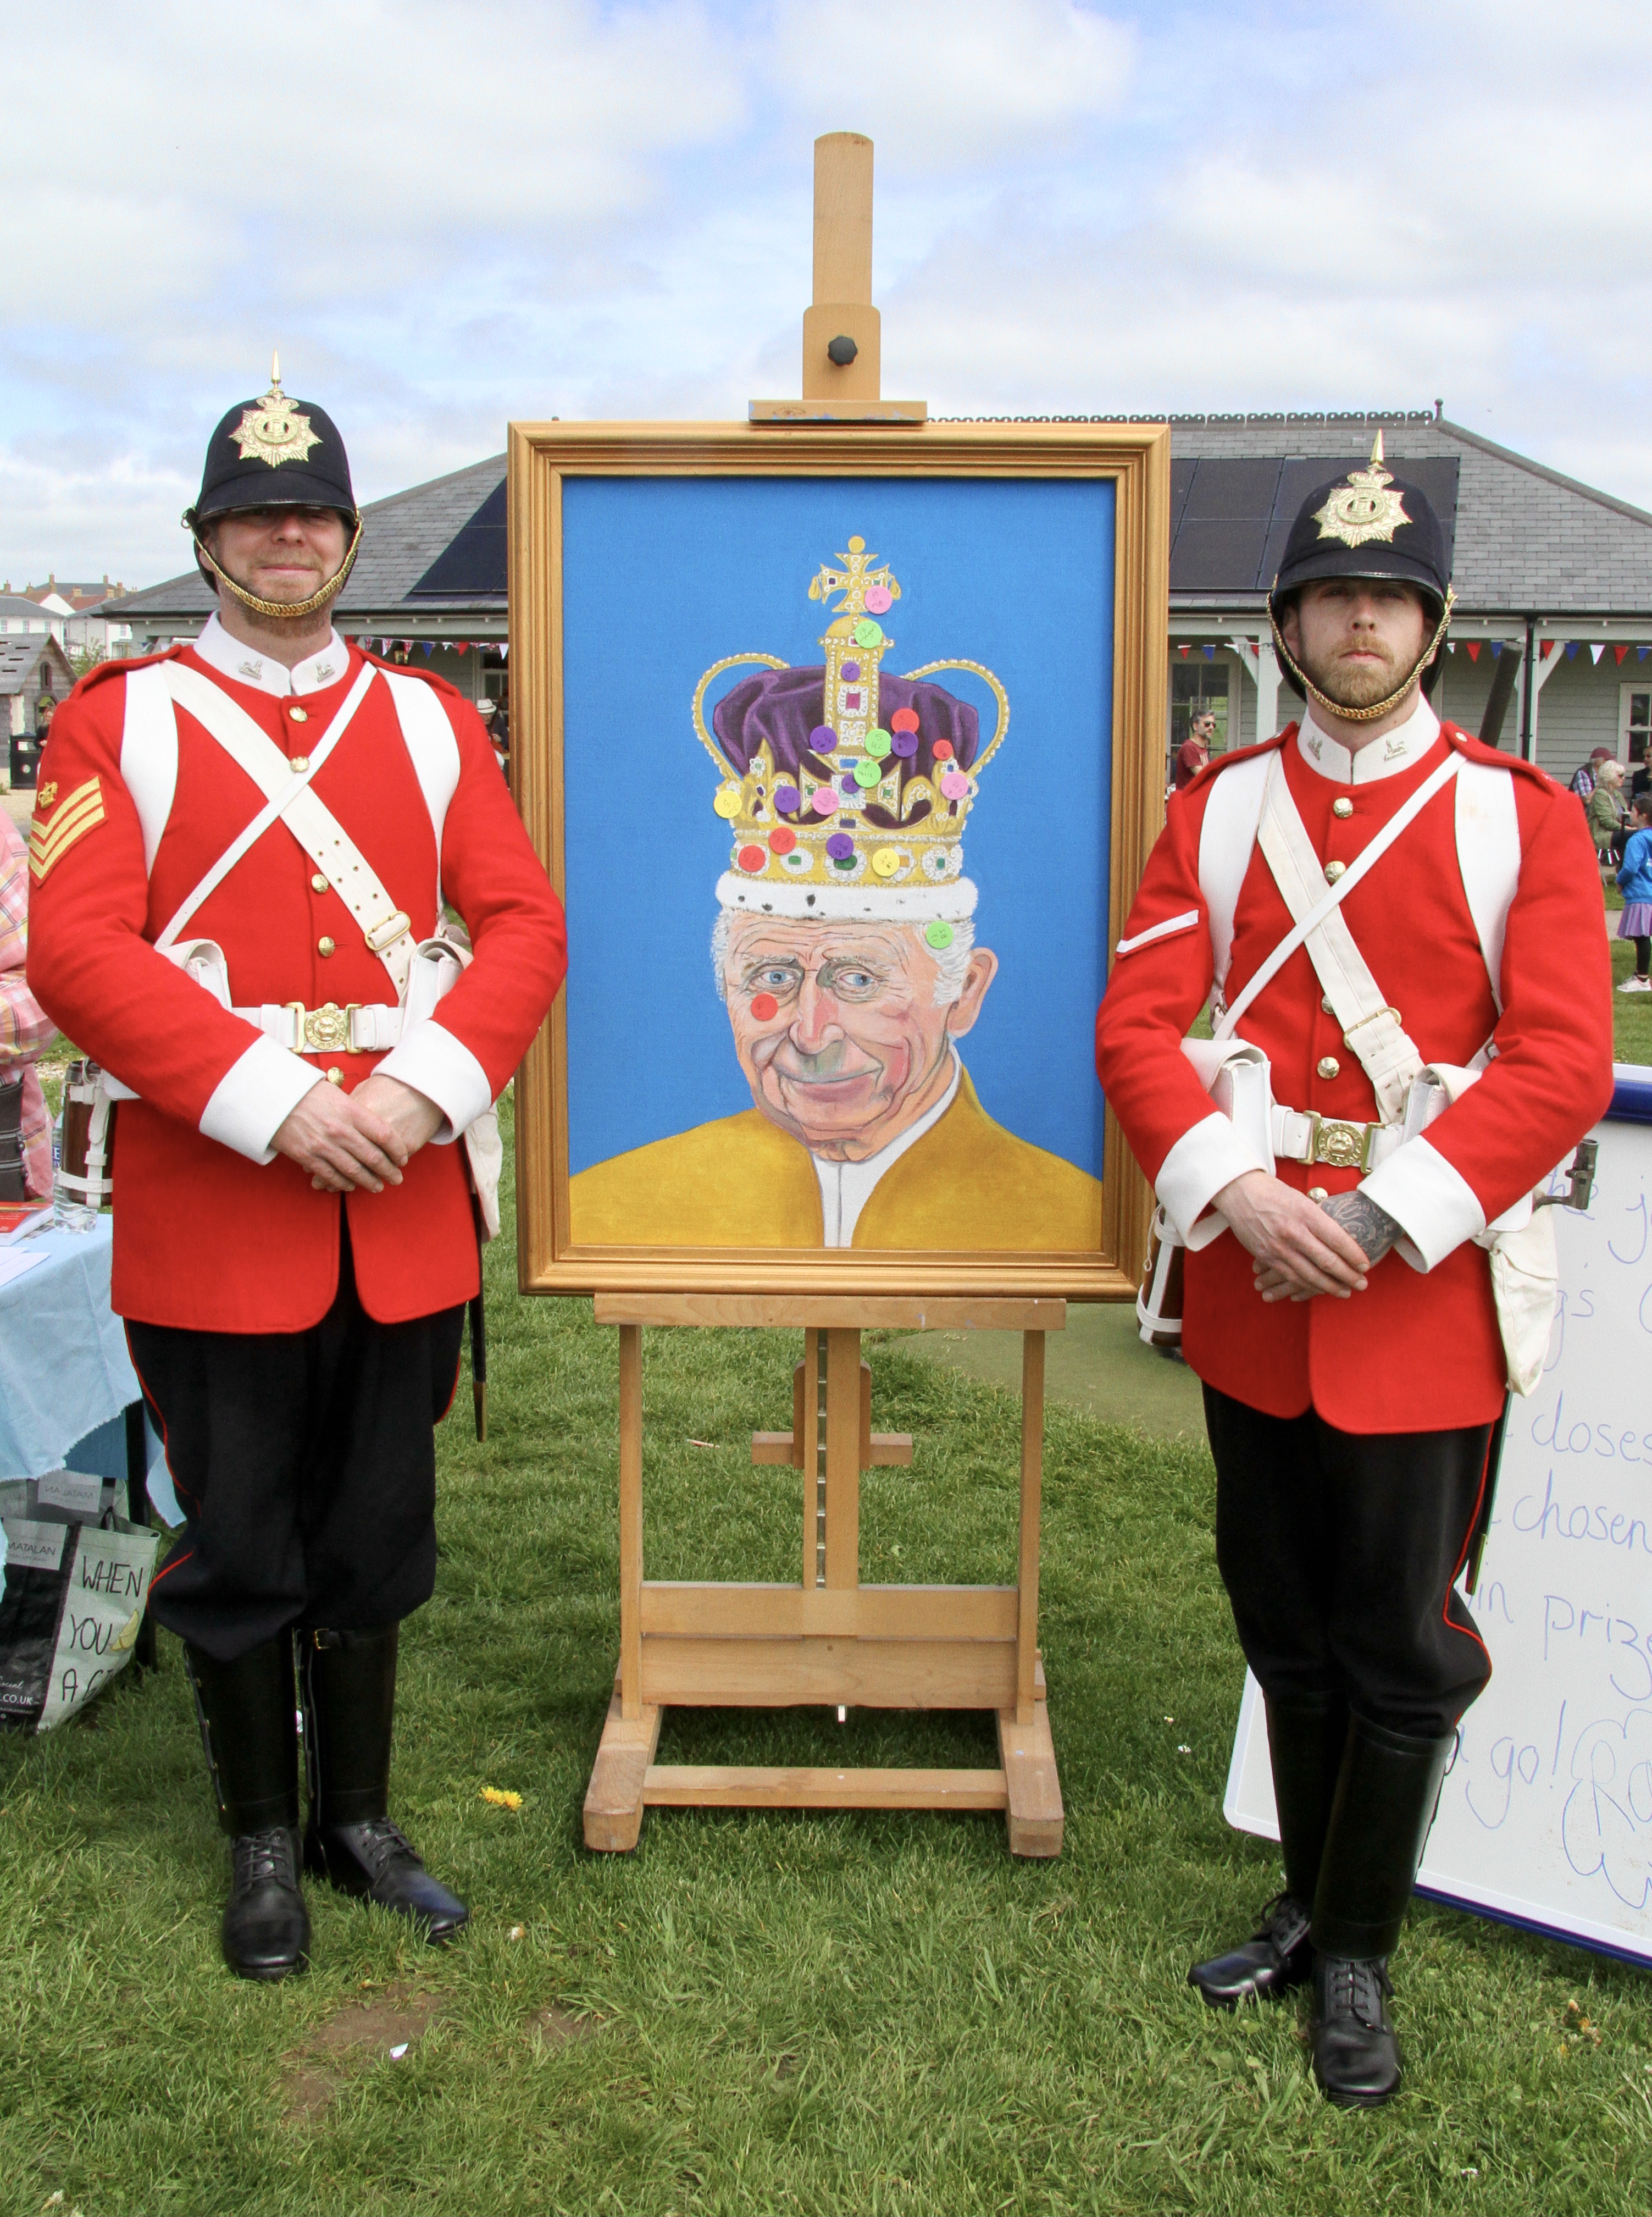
[582,1673,1063,1858]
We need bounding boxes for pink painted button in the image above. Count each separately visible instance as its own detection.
[864,585,892,615]
[811,788,838,815]
[940,770,969,800]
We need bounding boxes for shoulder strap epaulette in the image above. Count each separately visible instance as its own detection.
[1180,727,1288,797]
[359,650,463,703]
[1439,722,1554,793]
[74,644,181,696]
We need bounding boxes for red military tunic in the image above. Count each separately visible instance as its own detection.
[1095,698,1614,1433]
[26,619,566,1333]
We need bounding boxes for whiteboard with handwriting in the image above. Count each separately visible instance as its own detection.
[1224,1087,1652,1965]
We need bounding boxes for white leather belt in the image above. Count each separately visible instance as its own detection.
[233,1001,404,1055]
[1270,1104,1403,1175]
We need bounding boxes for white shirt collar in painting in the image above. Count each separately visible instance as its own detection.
[1296,687,1442,787]
[191,614,351,700]
[813,1049,962,1250]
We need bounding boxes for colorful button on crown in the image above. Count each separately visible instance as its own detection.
[695,533,1009,909]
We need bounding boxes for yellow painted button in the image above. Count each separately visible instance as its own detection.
[311,873,328,894]
[289,754,309,773]
[712,782,742,819]
[289,705,309,723]
[326,1067,343,1085]
[1324,859,1346,883]
[318,936,336,957]
[1317,1055,1340,1080]
[872,848,902,878]
[1333,796,1354,819]
[1307,1186,1329,1202]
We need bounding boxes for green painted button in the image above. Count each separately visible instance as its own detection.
[852,618,884,649]
[852,758,882,788]
[864,727,892,759]
[924,920,955,950]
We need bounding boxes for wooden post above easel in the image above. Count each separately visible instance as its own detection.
[750,132,927,427]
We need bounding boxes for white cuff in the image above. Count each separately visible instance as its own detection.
[199,1035,324,1164]
[1360,1134,1487,1273]
[1156,1110,1270,1247]
[376,1019,492,1142]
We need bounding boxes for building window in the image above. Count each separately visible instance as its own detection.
[1170,659,1231,759]
[1621,684,1652,769]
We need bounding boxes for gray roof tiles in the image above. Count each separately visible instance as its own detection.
[102,411,1652,624]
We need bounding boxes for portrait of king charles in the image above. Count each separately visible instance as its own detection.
[569,536,1104,1251]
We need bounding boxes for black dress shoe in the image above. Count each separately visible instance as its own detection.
[305,1816,469,1943]
[1188,1894,1312,2008]
[1312,1953,1400,2107]
[224,1825,310,1981]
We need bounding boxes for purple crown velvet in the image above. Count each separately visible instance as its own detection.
[713,666,979,798]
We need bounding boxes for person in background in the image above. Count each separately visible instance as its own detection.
[1568,745,1613,801]
[1630,745,1650,808]
[1617,792,1652,993]
[0,811,57,1195]
[1176,707,1216,791]
[478,698,507,775]
[1586,757,1626,871]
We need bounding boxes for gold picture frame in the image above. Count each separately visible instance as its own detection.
[508,420,1169,1300]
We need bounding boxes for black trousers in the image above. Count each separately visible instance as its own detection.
[1204,1386,1495,1739]
[129,1221,464,1662]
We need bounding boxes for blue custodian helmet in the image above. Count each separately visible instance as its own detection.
[1267,434,1456,723]
[181,354,362,622]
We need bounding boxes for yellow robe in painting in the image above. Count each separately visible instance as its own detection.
[569,1069,1103,1251]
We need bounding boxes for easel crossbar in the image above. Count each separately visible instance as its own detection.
[644,1765,1008,1810]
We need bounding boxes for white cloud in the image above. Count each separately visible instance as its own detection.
[6,0,1652,583]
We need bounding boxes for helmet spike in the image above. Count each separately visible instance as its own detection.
[270,349,281,391]
[1370,428,1385,467]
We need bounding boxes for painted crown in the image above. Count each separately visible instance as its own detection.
[696,535,1007,919]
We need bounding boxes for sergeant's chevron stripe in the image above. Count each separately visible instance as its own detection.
[29,776,105,882]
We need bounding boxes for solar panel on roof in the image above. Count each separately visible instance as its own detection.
[407,480,507,600]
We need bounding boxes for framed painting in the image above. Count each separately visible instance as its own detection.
[508,422,1169,1297]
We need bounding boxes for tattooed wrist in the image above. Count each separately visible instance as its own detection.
[1317,1188,1401,1264]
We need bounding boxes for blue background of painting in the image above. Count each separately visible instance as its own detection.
[561,474,1115,1181]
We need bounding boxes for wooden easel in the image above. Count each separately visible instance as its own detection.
[581,141,1064,1857]
[582,1296,1065,1856]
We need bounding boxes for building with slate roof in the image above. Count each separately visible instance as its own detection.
[102,410,1652,784]
[0,633,75,789]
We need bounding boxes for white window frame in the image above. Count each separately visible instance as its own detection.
[1619,678,1652,765]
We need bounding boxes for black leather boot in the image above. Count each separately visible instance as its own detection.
[1309,1716,1454,2107]
[300,1626,469,1943]
[185,1639,310,1981]
[1189,1693,1347,2008]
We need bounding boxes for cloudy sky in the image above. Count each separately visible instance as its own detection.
[3,0,1646,590]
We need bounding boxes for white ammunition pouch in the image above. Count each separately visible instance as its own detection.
[101,659,502,1239]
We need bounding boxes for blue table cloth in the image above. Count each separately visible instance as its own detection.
[0,1219,178,1568]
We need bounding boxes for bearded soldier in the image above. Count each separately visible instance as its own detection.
[1095,443,1612,2104]
[27,364,566,1980]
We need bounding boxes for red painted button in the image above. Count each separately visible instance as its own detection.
[750,992,779,1021]
[890,707,919,732]
[932,738,954,761]
[738,844,766,872]
[769,827,797,854]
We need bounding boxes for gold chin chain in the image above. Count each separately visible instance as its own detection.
[190,518,363,622]
[1269,586,1457,725]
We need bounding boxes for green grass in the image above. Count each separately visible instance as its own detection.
[3,1100,1651,2216]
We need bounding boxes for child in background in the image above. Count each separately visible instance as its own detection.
[1617,792,1652,994]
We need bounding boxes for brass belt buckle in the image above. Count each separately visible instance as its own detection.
[1309,1113,1377,1173]
[287,1000,361,1054]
